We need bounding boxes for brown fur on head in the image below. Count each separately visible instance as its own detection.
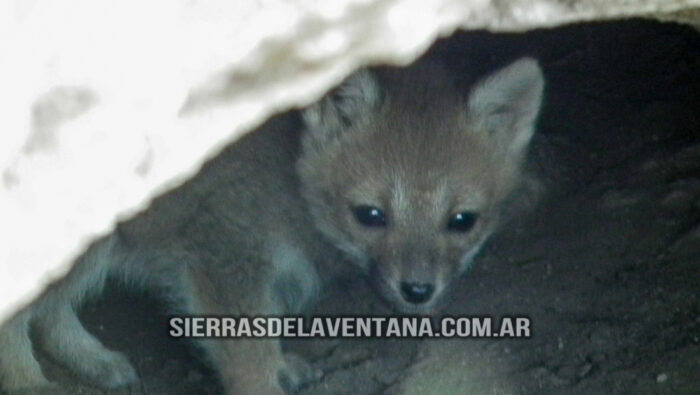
[297,58,544,313]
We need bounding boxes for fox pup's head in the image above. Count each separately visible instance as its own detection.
[298,58,544,313]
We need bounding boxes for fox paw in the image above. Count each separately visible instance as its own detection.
[77,349,138,389]
[278,353,322,393]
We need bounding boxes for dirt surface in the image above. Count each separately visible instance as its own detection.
[22,19,699,395]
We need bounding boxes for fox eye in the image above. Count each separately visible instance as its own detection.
[352,205,387,228]
[447,211,478,232]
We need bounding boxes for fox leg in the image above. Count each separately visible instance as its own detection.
[34,235,139,388]
[0,235,138,391]
[184,255,320,395]
[33,301,138,388]
[0,308,52,392]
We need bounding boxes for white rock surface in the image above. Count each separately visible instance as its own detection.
[0,0,697,321]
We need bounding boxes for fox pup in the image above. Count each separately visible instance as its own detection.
[0,57,544,394]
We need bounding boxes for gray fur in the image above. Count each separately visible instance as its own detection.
[0,57,544,394]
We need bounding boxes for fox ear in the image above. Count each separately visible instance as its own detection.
[302,70,382,151]
[467,58,544,160]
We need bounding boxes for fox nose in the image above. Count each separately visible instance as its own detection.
[400,282,434,304]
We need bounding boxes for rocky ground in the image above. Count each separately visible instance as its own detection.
[20,18,699,395]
